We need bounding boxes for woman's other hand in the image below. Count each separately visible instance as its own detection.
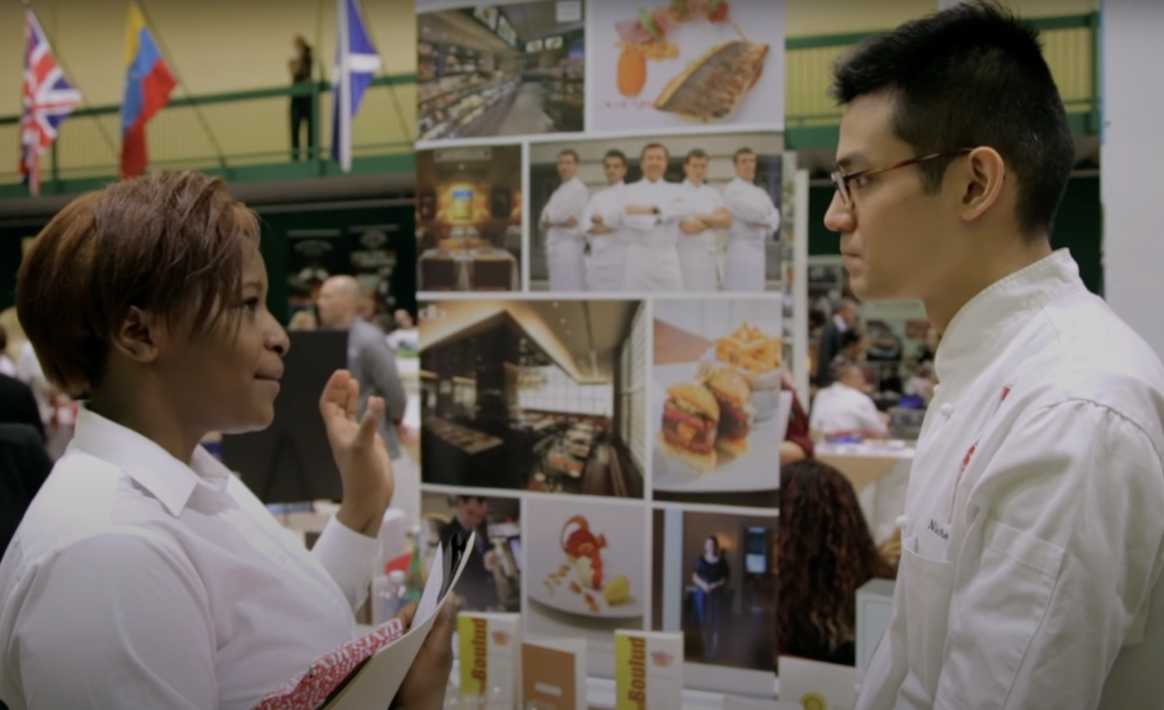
[320,369,394,537]
[390,596,458,710]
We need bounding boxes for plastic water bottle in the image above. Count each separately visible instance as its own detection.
[371,570,408,625]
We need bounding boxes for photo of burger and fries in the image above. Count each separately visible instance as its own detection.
[656,322,784,475]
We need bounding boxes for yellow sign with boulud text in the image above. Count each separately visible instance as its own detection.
[459,615,489,697]
[615,634,648,710]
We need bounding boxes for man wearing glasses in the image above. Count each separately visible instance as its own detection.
[825,3,1164,709]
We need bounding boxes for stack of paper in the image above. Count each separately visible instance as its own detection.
[253,531,476,710]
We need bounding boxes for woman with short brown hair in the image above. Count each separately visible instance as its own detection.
[0,171,450,710]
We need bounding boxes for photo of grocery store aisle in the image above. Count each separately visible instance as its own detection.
[417,1,585,141]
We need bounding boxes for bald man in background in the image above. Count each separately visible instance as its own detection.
[316,277,415,523]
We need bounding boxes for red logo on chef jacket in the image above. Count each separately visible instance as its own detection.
[951,386,1012,515]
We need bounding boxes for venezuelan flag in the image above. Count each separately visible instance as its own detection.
[120,2,175,178]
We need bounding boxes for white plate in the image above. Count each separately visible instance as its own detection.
[525,507,645,620]
[651,363,785,493]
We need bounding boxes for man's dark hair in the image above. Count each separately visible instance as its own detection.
[684,148,708,164]
[829,0,1074,237]
[558,149,579,163]
[640,143,669,160]
[841,328,863,350]
[732,147,755,164]
[603,149,627,166]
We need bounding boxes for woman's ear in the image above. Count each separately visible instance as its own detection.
[109,306,162,364]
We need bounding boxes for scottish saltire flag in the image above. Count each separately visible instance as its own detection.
[121,2,175,178]
[19,10,82,197]
[331,0,381,172]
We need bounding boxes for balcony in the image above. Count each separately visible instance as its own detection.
[0,13,1099,199]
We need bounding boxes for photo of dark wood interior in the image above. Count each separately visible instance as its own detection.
[419,299,647,497]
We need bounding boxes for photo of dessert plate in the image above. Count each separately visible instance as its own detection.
[651,366,792,493]
[526,515,645,619]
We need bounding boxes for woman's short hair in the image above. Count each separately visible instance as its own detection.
[16,171,260,398]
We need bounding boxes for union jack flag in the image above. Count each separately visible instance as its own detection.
[20,10,82,197]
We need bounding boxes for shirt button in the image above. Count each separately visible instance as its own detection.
[940,403,955,417]
[896,515,909,530]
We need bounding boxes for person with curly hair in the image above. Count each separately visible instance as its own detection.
[777,459,895,667]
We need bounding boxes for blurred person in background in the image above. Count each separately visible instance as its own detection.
[828,329,867,384]
[288,35,314,161]
[810,363,890,440]
[0,171,453,710]
[0,327,14,378]
[386,308,418,353]
[777,459,895,667]
[815,298,860,388]
[316,276,417,528]
[286,309,317,332]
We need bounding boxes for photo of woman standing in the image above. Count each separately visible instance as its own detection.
[692,534,730,660]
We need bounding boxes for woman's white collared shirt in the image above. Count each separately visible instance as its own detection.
[0,406,377,710]
[856,250,1164,709]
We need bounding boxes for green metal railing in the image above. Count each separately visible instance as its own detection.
[0,74,418,196]
[0,13,1099,195]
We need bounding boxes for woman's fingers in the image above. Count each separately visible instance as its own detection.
[357,396,384,445]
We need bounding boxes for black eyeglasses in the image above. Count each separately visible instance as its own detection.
[830,149,974,208]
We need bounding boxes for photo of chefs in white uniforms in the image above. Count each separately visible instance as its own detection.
[723,148,781,292]
[595,143,692,293]
[678,149,733,292]
[582,150,630,292]
[539,150,590,292]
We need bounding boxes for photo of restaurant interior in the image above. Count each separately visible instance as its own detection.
[417,2,585,140]
[418,299,646,498]
[416,145,522,292]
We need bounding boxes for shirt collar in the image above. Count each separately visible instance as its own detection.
[682,179,704,189]
[69,404,233,517]
[833,314,849,332]
[935,248,1084,396]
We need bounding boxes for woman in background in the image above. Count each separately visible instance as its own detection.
[692,534,730,660]
[777,459,895,666]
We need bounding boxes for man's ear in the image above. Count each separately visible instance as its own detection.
[109,306,163,364]
[958,147,1007,223]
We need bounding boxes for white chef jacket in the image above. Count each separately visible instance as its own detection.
[540,176,589,292]
[0,405,378,710]
[809,382,887,438]
[856,250,1164,710]
[677,179,725,292]
[600,176,692,292]
[722,177,779,292]
[582,181,629,292]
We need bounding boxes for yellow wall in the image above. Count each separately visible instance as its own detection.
[0,0,1097,176]
[785,0,1098,36]
[0,0,417,175]
[0,0,416,113]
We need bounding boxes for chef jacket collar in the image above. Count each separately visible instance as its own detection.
[934,248,1084,399]
[69,403,232,517]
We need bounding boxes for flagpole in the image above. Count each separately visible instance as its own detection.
[339,0,352,172]
[135,0,229,172]
[28,10,120,168]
